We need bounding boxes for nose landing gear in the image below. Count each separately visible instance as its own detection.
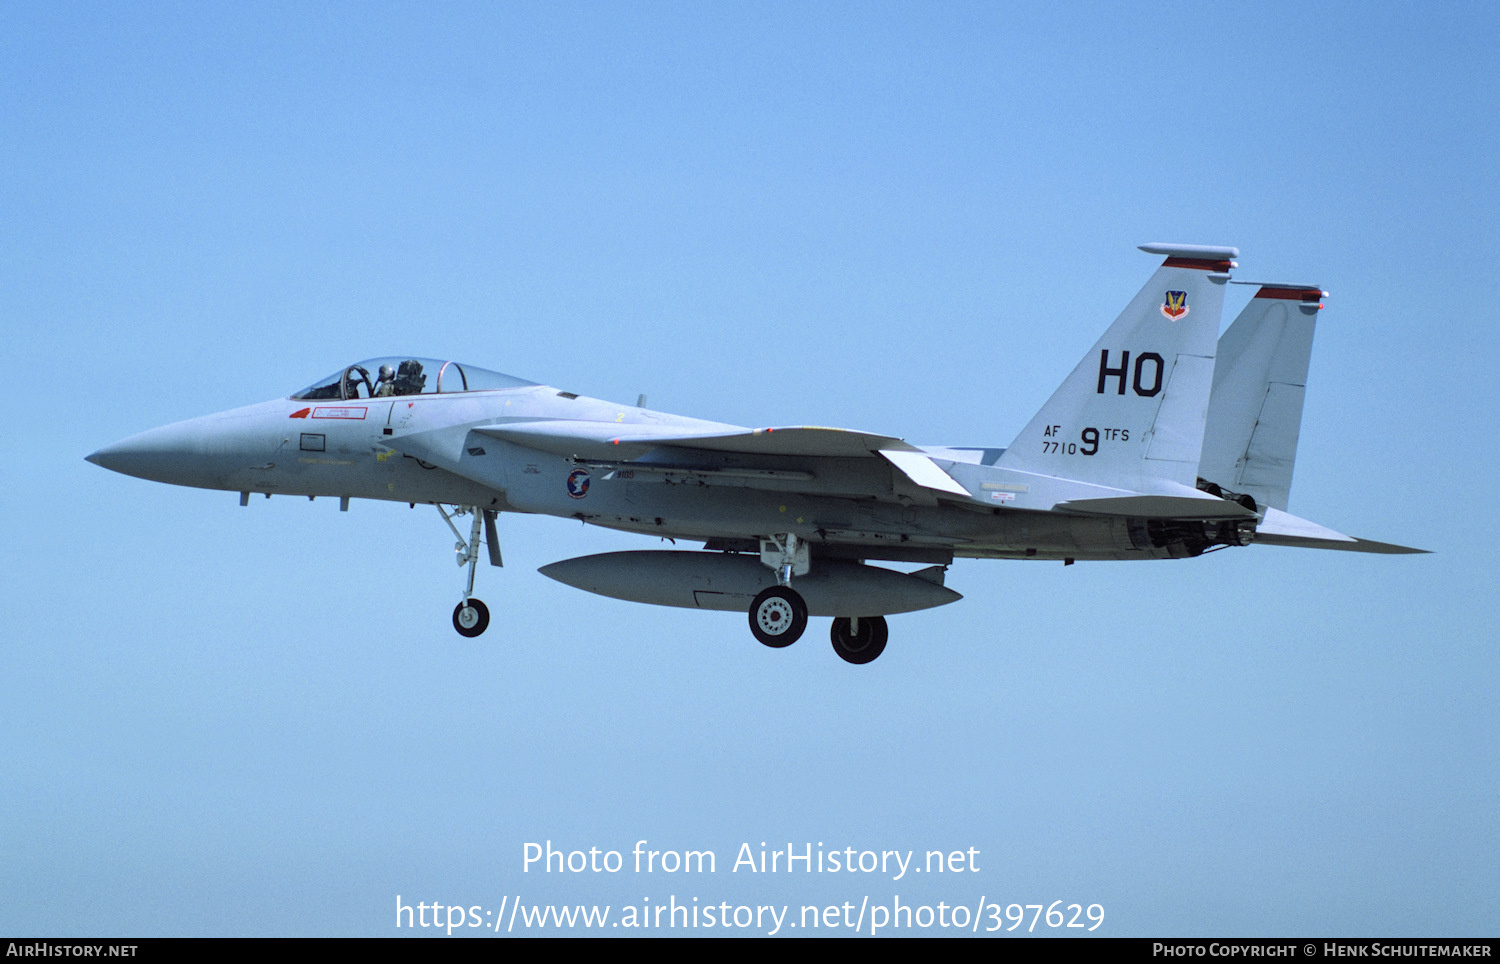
[438,504,501,638]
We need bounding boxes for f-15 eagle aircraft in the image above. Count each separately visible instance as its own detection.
[87,244,1422,664]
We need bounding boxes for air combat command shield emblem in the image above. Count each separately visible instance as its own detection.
[1160,290,1189,320]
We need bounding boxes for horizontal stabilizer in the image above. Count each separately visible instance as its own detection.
[1253,507,1428,554]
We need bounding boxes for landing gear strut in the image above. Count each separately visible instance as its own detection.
[749,533,810,647]
[830,616,888,664]
[438,504,501,637]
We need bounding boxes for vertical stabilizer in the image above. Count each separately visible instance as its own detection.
[1198,284,1323,511]
[997,244,1235,491]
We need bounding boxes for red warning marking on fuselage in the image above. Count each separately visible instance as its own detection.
[289,408,311,418]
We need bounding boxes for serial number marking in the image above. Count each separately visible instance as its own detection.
[1040,426,1128,456]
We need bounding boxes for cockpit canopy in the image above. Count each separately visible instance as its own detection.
[291,357,536,401]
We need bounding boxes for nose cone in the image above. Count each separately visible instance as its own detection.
[87,419,231,488]
[84,445,120,470]
[88,432,165,479]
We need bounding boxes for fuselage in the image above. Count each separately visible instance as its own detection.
[87,357,1235,564]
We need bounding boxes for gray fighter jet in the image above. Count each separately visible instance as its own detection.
[87,244,1423,664]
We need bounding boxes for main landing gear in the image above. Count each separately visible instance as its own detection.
[829,616,888,665]
[438,504,501,637]
[748,533,889,663]
[749,586,807,647]
[749,533,810,647]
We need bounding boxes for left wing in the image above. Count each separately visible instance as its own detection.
[474,421,970,497]
[474,420,919,458]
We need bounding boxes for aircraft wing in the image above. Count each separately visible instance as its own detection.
[474,420,970,497]
[475,420,921,458]
[1253,507,1428,554]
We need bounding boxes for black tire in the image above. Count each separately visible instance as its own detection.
[453,598,490,637]
[748,586,807,648]
[830,616,888,665]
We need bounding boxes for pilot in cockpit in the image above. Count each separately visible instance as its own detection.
[373,364,397,397]
[393,359,426,395]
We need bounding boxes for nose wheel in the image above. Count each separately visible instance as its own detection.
[453,598,490,637]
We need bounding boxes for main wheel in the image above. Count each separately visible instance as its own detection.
[830,616,888,664]
[748,586,807,648]
[453,598,490,637]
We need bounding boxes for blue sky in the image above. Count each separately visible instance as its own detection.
[4,1,1496,937]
